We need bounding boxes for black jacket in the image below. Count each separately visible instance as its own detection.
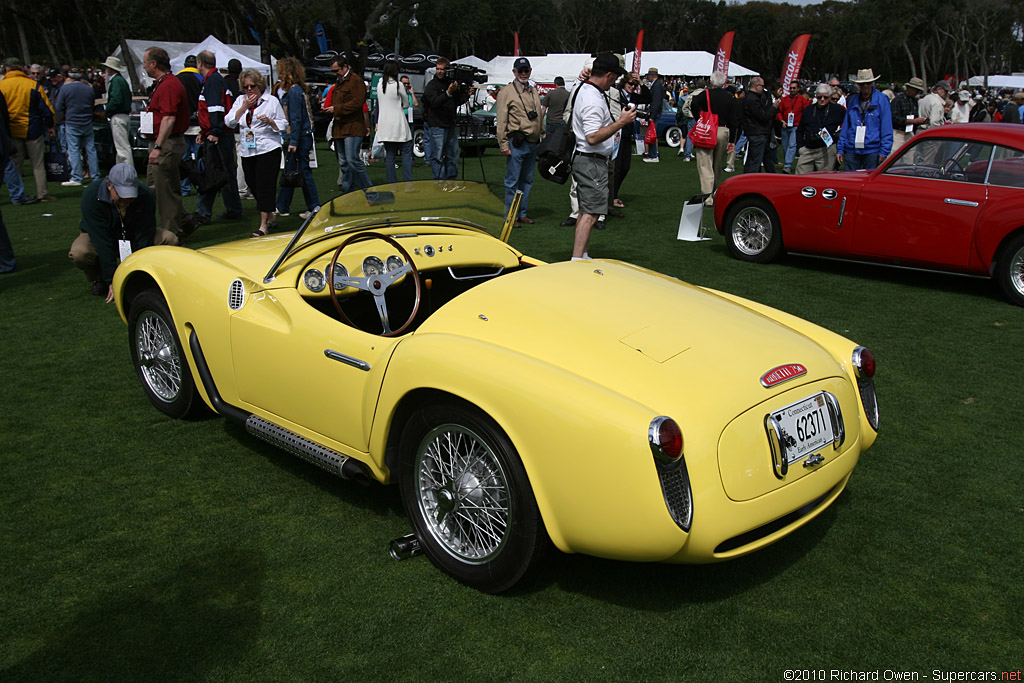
[647,77,665,118]
[742,90,777,137]
[796,102,846,149]
[422,76,470,129]
[1002,101,1021,124]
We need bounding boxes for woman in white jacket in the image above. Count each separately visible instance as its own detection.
[375,62,414,183]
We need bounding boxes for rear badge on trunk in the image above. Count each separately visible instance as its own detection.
[760,363,807,388]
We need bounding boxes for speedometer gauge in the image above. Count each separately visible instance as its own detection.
[327,263,349,291]
[385,255,404,272]
[362,256,385,276]
[303,268,326,293]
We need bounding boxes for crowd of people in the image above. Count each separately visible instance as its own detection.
[4,43,1024,288]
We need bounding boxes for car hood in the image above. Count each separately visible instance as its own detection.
[415,259,845,420]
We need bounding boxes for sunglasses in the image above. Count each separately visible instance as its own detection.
[816,94,829,99]
[517,68,532,74]
[243,84,259,90]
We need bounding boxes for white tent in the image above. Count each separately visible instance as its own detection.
[966,74,1024,89]
[170,35,272,78]
[457,51,758,86]
[624,51,758,78]
[112,37,267,90]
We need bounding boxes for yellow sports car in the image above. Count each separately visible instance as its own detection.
[113,181,879,593]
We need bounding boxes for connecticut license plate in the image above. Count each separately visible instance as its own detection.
[771,393,836,464]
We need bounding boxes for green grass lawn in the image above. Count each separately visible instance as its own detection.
[1,145,1021,680]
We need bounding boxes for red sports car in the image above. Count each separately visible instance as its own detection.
[714,123,1024,306]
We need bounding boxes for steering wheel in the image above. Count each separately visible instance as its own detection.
[327,232,422,337]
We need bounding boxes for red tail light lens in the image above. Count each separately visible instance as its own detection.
[649,417,683,462]
[853,347,876,379]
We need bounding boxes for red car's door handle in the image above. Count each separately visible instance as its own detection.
[944,198,980,207]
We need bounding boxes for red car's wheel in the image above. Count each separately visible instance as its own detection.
[723,197,783,263]
[995,232,1024,307]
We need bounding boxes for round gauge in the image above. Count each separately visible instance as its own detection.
[362,256,385,276]
[385,255,404,272]
[303,268,326,293]
[328,263,349,291]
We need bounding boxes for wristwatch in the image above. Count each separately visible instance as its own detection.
[154,144,162,150]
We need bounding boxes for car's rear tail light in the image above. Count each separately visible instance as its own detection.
[852,346,875,379]
[852,347,879,431]
[649,416,691,531]
[649,416,683,462]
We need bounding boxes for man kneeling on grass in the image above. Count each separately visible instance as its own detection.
[69,163,178,302]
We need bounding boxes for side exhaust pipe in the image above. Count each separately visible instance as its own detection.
[389,534,423,560]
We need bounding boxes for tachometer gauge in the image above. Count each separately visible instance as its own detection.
[362,256,385,276]
[385,255,404,272]
[327,263,349,291]
[303,268,326,293]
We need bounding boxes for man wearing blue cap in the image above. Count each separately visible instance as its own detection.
[496,57,544,226]
[69,163,178,302]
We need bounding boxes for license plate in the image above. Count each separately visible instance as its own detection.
[770,393,836,465]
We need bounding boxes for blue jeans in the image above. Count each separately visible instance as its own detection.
[196,137,242,218]
[504,140,537,219]
[683,119,695,158]
[425,125,459,180]
[276,133,321,212]
[781,127,798,169]
[180,136,200,195]
[4,158,28,202]
[0,207,15,273]
[383,140,414,183]
[336,135,372,193]
[843,152,880,171]
[64,122,99,183]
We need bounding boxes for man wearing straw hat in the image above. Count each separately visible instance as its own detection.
[102,56,132,165]
[837,68,892,171]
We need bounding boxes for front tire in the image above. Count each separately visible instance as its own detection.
[128,289,199,419]
[665,125,683,148]
[412,129,425,158]
[723,196,784,263]
[994,232,1024,306]
[399,401,546,593]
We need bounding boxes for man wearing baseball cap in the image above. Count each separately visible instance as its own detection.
[569,52,635,260]
[69,163,178,302]
[496,57,543,226]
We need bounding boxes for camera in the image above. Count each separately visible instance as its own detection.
[445,63,487,87]
[526,110,539,121]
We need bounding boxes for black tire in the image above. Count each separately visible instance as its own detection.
[127,289,200,419]
[994,232,1024,307]
[723,196,784,263]
[665,125,683,148]
[398,400,546,593]
[412,129,425,159]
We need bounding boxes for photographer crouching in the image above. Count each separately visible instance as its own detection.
[496,57,543,226]
[421,57,474,179]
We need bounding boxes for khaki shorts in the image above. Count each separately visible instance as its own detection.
[572,154,609,216]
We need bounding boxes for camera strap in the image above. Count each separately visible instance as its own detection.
[514,81,537,125]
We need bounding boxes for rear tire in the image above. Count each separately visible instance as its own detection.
[412,129,425,159]
[128,289,199,419]
[994,232,1024,306]
[398,400,546,593]
[723,196,784,263]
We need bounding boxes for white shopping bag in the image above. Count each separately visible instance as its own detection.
[677,195,712,242]
[634,137,644,156]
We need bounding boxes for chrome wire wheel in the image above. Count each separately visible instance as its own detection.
[1010,247,1024,298]
[732,205,774,257]
[415,424,511,564]
[134,311,182,403]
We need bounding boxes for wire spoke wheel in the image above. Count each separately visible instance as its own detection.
[733,206,773,256]
[415,424,511,563]
[135,311,183,403]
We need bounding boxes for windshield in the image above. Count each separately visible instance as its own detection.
[263,180,510,284]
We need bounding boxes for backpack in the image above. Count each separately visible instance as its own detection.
[536,84,587,185]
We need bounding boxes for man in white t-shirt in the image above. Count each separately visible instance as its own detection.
[569,53,635,260]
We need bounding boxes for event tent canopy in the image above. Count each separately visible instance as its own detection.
[456,51,758,84]
[169,35,272,77]
[113,36,268,90]
[966,74,1024,89]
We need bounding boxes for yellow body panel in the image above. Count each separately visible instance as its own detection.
[113,204,877,566]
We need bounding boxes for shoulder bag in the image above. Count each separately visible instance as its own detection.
[687,89,719,149]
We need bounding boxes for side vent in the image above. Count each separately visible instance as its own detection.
[228,279,245,310]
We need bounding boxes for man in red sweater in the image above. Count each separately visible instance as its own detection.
[777,81,809,173]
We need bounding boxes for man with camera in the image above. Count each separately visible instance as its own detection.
[496,57,543,226]
[422,57,473,180]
